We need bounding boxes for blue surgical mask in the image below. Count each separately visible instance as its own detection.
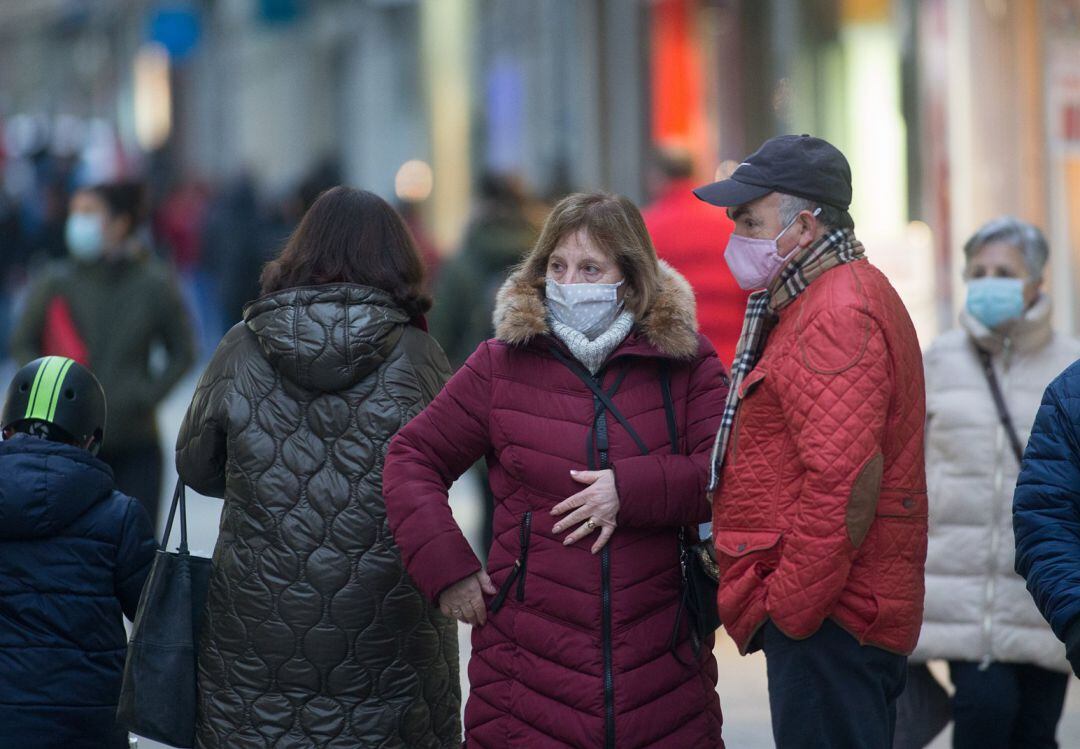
[966,277,1026,329]
[66,213,105,261]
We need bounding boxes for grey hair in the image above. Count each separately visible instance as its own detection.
[963,216,1049,280]
[778,193,854,232]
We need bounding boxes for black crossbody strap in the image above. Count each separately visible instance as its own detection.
[550,348,649,457]
[976,347,1025,463]
[659,361,679,456]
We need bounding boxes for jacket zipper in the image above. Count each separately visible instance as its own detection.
[489,511,532,614]
[594,397,616,749]
[516,511,532,602]
[602,543,615,749]
[981,340,1012,668]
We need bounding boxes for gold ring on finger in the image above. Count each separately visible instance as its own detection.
[586,518,597,531]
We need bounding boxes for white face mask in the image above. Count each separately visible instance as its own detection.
[66,213,105,262]
[545,279,625,340]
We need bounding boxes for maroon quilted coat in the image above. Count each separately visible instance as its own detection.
[713,258,928,656]
[384,262,728,748]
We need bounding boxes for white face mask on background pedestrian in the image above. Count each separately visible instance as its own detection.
[723,207,821,290]
[545,279,625,340]
[965,277,1026,329]
[66,212,106,262]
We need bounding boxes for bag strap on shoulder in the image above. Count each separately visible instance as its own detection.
[659,361,679,456]
[975,346,1025,463]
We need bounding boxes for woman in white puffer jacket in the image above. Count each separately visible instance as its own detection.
[912,217,1079,749]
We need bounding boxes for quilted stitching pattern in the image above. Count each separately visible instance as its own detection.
[176,285,461,749]
[384,333,728,748]
[1014,360,1080,644]
[714,260,928,654]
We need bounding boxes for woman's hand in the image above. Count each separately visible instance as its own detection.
[551,469,619,554]
[438,571,497,626]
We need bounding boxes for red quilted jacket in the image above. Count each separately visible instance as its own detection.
[385,263,728,748]
[713,258,927,656]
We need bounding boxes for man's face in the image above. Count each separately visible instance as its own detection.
[725,191,820,259]
[726,192,785,240]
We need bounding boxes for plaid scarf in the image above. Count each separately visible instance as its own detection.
[707,227,866,494]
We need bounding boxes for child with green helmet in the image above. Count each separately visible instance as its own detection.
[0,356,156,748]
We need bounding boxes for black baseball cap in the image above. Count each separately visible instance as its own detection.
[694,134,852,211]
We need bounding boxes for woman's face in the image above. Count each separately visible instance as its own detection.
[966,240,1041,309]
[546,229,624,286]
[69,190,129,252]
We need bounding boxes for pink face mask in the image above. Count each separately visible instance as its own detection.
[723,207,821,290]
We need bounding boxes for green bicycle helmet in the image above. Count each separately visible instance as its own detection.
[2,357,107,454]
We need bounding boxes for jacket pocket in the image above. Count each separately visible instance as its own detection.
[713,529,783,617]
[737,368,767,399]
[490,511,532,613]
[730,369,767,461]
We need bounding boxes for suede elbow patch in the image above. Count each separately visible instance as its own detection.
[847,452,884,547]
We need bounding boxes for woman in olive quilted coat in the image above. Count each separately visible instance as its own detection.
[176,187,461,748]
[385,193,728,748]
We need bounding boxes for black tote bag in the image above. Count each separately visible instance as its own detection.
[117,480,212,748]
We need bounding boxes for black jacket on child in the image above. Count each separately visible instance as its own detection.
[0,434,156,749]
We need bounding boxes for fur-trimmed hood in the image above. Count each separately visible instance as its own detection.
[492,259,700,359]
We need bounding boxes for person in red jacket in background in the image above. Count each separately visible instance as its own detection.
[642,145,748,368]
[695,135,928,749]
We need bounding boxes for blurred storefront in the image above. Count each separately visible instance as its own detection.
[2,0,1079,336]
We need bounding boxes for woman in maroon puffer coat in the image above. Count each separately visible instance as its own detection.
[384,192,728,748]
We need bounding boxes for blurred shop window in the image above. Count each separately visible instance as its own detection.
[259,0,306,24]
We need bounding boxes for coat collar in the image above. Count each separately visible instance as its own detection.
[961,293,1054,355]
[492,259,700,360]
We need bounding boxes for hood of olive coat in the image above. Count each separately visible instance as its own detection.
[244,284,408,392]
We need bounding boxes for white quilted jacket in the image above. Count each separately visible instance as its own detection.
[914,295,1080,672]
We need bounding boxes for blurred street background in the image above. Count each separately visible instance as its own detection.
[2,0,1080,746]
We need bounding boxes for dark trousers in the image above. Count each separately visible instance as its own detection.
[763,619,908,748]
[101,443,164,535]
[949,660,1069,749]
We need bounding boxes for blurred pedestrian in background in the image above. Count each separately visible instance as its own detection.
[0,356,155,749]
[176,187,460,748]
[156,178,220,358]
[0,180,26,365]
[397,198,443,291]
[428,170,539,559]
[430,171,539,368]
[697,135,927,749]
[10,180,194,531]
[642,144,747,369]
[200,173,274,327]
[900,217,1078,749]
[385,192,728,748]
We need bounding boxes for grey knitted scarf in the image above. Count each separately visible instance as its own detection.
[549,311,635,375]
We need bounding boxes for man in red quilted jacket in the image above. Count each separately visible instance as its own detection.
[695,135,927,748]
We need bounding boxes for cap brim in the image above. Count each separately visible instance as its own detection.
[693,178,772,208]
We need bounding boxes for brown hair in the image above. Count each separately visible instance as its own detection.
[260,186,431,318]
[518,192,662,319]
[84,180,146,238]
